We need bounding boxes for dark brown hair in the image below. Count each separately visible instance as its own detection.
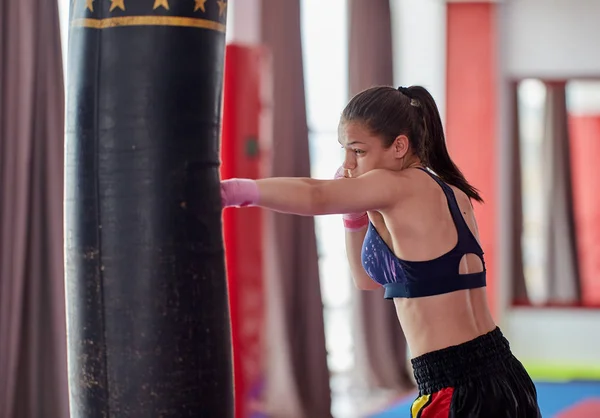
[341,85,483,203]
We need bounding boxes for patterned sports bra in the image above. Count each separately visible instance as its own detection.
[361,167,486,299]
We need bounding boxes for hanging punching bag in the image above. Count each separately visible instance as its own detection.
[64,1,233,417]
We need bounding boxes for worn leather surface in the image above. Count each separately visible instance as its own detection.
[64,1,232,416]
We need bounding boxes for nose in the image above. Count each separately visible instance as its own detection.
[342,151,356,171]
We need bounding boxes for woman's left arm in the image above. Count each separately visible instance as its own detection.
[222,169,404,216]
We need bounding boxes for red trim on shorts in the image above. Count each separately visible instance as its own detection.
[420,387,454,417]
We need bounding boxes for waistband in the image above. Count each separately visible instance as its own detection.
[411,327,513,394]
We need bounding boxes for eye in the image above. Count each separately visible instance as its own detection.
[353,149,365,155]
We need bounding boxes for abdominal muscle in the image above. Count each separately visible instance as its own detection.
[393,288,497,358]
[373,215,497,357]
[370,170,497,358]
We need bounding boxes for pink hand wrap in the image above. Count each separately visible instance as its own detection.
[220,179,260,208]
[334,167,369,232]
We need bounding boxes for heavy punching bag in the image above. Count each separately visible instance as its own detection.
[64,1,233,417]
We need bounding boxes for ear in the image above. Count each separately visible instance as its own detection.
[392,135,410,159]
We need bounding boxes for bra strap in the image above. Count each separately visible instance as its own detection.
[415,168,477,247]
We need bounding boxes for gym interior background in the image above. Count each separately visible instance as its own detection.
[2,0,600,417]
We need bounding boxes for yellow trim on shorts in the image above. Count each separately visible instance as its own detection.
[411,394,431,418]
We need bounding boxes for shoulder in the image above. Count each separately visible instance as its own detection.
[356,168,415,189]
[449,185,473,211]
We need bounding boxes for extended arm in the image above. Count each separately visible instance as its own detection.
[221,169,402,216]
[221,169,401,290]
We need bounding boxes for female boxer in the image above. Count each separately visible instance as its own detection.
[220,85,541,417]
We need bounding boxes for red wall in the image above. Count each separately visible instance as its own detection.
[569,114,600,306]
[446,3,498,316]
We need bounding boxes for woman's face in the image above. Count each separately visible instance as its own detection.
[338,122,408,178]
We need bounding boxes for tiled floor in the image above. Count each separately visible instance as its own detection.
[367,381,600,418]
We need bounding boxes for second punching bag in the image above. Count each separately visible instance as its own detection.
[64,1,233,417]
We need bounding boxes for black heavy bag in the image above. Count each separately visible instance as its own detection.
[64,1,233,417]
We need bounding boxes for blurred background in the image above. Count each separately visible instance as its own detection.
[2,0,600,417]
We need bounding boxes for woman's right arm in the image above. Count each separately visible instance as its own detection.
[332,167,380,290]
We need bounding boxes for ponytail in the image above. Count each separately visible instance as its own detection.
[342,85,483,203]
[406,86,483,203]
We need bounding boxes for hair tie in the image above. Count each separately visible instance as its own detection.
[397,86,411,97]
[398,86,420,107]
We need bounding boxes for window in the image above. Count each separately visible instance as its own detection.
[517,79,600,306]
[301,0,354,382]
[57,0,70,81]
[517,79,547,303]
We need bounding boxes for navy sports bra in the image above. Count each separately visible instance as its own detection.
[361,167,486,299]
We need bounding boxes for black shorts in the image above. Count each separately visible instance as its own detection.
[409,327,541,417]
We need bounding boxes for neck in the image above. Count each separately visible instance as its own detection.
[402,156,423,170]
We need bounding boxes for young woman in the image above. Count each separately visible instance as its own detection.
[220,85,541,417]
